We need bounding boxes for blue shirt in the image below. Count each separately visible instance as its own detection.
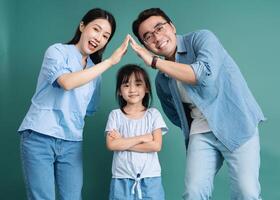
[18,43,101,141]
[155,30,265,151]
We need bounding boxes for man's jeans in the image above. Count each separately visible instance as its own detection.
[20,130,83,200]
[183,131,261,200]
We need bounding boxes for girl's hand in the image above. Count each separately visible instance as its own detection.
[129,35,154,66]
[107,35,130,65]
[108,130,122,139]
[141,133,153,143]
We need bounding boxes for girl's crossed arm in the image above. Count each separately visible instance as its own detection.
[128,129,162,152]
[106,129,162,153]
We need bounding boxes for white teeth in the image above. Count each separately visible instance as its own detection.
[158,41,168,49]
[89,41,97,47]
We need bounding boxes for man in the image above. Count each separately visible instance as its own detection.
[129,7,265,200]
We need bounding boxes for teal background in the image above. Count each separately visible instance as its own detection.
[1,0,279,199]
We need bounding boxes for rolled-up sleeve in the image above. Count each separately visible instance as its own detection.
[41,44,72,87]
[190,30,225,86]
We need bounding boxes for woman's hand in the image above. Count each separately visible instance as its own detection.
[107,35,130,65]
[129,35,154,66]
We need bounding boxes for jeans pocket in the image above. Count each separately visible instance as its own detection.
[21,129,34,139]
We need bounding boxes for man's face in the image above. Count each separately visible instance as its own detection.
[138,16,177,59]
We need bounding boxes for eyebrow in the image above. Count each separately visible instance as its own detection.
[93,23,111,35]
[143,22,166,39]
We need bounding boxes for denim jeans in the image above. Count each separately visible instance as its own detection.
[183,131,261,200]
[109,177,165,200]
[20,130,83,200]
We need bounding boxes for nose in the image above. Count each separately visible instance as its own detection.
[152,32,163,44]
[129,84,136,92]
[154,32,162,40]
[94,32,102,43]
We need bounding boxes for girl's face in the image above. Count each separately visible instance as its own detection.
[76,18,112,57]
[120,73,147,106]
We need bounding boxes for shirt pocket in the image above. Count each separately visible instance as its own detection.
[20,129,34,139]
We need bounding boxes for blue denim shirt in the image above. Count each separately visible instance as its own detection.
[18,43,101,141]
[155,30,265,151]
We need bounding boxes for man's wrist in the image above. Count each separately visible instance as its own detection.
[151,56,159,69]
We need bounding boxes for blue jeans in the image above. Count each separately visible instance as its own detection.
[183,131,261,200]
[20,130,83,200]
[109,177,165,200]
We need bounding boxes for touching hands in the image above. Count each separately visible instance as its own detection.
[107,34,155,68]
[107,34,130,66]
[129,35,154,66]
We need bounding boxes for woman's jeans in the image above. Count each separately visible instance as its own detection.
[183,131,261,200]
[20,130,83,200]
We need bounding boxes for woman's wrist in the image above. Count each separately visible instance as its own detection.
[104,58,114,67]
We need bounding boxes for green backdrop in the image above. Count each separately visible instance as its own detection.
[1,0,279,199]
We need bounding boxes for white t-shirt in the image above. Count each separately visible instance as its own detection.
[105,108,168,179]
[176,80,211,135]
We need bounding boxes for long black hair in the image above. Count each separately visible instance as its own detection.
[67,8,116,64]
[116,64,153,113]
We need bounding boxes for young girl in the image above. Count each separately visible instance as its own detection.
[105,64,168,200]
[18,8,129,199]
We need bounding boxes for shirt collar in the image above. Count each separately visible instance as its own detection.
[176,35,187,54]
[70,44,94,67]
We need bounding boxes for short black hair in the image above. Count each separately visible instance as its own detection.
[67,8,116,64]
[116,64,152,113]
[132,8,172,45]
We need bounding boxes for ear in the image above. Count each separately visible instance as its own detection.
[170,22,176,34]
[79,21,85,32]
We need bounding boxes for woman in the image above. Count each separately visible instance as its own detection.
[18,8,129,200]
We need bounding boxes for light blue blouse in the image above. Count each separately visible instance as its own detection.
[18,43,101,141]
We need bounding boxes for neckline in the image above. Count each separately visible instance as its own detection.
[119,108,149,121]
[70,44,93,69]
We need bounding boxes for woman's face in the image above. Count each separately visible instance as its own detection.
[77,18,112,57]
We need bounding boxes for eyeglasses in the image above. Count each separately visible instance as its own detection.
[143,22,168,44]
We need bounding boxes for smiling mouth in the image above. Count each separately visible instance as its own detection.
[128,95,139,98]
[88,40,98,49]
[157,40,168,49]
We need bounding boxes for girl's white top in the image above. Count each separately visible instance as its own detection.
[105,108,168,179]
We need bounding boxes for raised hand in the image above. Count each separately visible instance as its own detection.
[129,35,154,66]
[107,35,130,65]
